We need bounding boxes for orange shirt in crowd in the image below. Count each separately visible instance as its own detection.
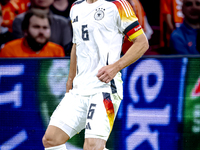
[160,0,183,47]
[1,0,30,32]
[0,38,65,57]
[162,0,183,26]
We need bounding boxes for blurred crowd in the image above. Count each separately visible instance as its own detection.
[160,0,200,55]
[0,0,199,58]
[0,0,74,57]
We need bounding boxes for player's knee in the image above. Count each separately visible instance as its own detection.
[42,134,60,148]
[42,125,70,148]
[42,134,52,148]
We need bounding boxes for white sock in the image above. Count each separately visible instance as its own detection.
[45,144,67,150]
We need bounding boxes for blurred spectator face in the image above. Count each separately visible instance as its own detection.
[182,0,200,22]
[26,15,50,44]
[31,0,54,9]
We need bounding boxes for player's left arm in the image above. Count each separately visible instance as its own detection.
[97,0,149,83]
[97,33,148,83]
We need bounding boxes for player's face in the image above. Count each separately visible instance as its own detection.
[182,0,200,21]
[27,15,51,44]
[31,0,54,8]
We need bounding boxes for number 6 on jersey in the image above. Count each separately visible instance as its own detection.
[82,25,89,41]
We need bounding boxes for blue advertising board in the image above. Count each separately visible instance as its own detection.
[116,58,187,150]
[0,57,198,150]
[0,59,44,149]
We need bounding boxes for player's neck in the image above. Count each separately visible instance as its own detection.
[86,0,98,4]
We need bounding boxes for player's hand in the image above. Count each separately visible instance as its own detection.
[97,64,119,83]
[66,79,73,93]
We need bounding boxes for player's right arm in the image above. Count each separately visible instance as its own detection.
[66,43,77,93]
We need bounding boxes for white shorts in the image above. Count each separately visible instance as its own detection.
[49,90,121,141]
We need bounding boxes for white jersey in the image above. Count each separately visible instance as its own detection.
[70,0,144,97]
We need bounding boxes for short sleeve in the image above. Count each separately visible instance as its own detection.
[69,3,76,44]
[113,0,144,41]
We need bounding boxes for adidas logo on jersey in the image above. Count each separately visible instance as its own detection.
[72,16,78,23]
[85,122,91,130]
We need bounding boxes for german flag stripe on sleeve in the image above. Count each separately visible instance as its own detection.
[123,21,144,41]
[113,0,136,21]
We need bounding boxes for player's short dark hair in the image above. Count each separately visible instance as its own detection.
[21,8,51,31]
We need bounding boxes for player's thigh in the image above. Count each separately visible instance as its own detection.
[49,92,88,138]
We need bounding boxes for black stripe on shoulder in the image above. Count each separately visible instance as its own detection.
[123,21,139,35]
[74,0,85,5]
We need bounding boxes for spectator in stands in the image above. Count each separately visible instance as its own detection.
[160,0,184,49]
[170,0,200,54]
[0,9,65,57]
[122,0,153,54]
[50,0,74,18]
[12,0,73,56]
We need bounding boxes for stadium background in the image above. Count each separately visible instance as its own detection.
[0,56,200,150]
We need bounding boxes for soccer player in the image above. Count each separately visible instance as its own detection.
[42,0,149,149]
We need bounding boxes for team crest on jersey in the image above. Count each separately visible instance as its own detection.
[94,8,105,21]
